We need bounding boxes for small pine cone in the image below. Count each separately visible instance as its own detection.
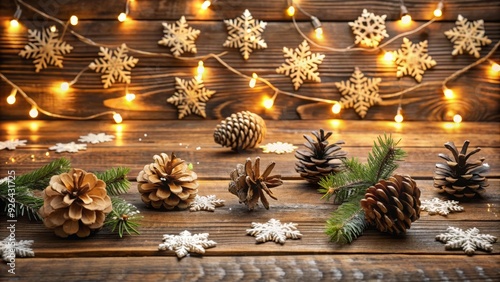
[214,111,266,151]
[39,168,112,238]
[361,175,421,235]
[137,153,198,210]
[295,129,347,184]
[434,140,489,198]
[228,157,282,210]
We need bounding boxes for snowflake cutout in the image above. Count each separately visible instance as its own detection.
[49,142,87,153]
[223,9,267,60]
[78,133,115,144]
[276,40,325,90]
[421,198,464,216]
[158,16,201,57]
[158,230,216,258]
[167,77,216,119]
[260,142,298,154]
[190,195,225,212]
[444,15,492,58]
[392,38,437,83]
[349,9,389,47]
[1,236,35,262]
[247,218,302,244]
[89,43,139,88]
[335,67,382,119]
[0,139,27,150]
[436,226,497,255]
[18,27,73,73]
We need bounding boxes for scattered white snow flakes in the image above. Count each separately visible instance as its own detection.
[247,218,302,244]
[421,198,464,216]
[0,139,27,150]
[190,195,225,212]
[436,226,497,255]
[1,236,35,262]
[78,133,115,144]
[49,142,87,153]
[260,142,298,154]
[158,230,216,258]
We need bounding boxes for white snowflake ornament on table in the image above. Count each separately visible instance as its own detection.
[349,9,389,47]
[260,142,298,154]
[167,77,216,119]
[190,195,225,212]
[0,139,27,150]
[89,43,139,88]
[1,236,35,262]
[393,38,437,83]
[223,9,267,60]
[276,40,325,90]
[421,197,464,216]
[247,218,302,244]
[436,226,497,255]
[444,15,491,58]
[158,16,201,57]
[78,133,115,144]
[49,142,87,153]
[19,27,73,72]
[158,230,217,258]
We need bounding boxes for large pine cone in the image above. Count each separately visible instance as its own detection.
[137,153,198,210]
[228,157,282,210]
[39,168,112,238]
[295,129,347,184]
[214,111,266,151]
[434,140,489,198]
[361,174,421,235]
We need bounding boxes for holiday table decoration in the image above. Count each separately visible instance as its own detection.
[167,77,216,119]
[349,9,388,47]
[158,16,201,57]
[189,195,225,212]
[49,142,87,153]
[0,236,34,262]
[0,139,27,150]
[436,226,497,255]
[78,133,115,144]
[393,38,436,82]
[246,218,302,244]
[260,142,297,154]
[444,15,492,58]
[421,198,464,216]
[89,43,138,89]
[214,111,266,151]
[223,9,267,60]
[158,230,216,258]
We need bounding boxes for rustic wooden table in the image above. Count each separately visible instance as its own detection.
[0,119,498,281]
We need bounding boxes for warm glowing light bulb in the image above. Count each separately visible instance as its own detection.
[60,82,69,91]
[125,93,136,102]
[118,12,127,22]
[29,106,39,118]
[453,114,462,123]
[443,88,454,99]
[383,51,394,61]
[70,15,78,26]
[113,113,123,124]
[434,1,444,17]
[492,63,500,72]
[401,14,412,25]
[249,73,258,88]
[287,6,295,17]
[315,27,323,39]
[50,25,57,32]
[394,107,403,123]
[197,61,205,76]
[263,98,274,109]
[7,89,17,105]
[201,0,211,10]
[10,19,19,28]
[331,102,341,114]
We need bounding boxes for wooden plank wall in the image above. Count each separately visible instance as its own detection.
[0,0,499,121]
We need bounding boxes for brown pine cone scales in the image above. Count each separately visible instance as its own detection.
[39,168,112,238]
[214,111,266,151]
[137,153,198,210]
[361,174,421,235]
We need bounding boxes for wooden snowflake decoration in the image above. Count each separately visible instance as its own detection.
[421,198,464,216]
[89,43,139,88]
[276,40,325,90]
[189,195,225,212]
[223,9,267,60]
[348,9,389,47]
[18,27,73,72]
[158,16,201,57]
[335,67,382,119]
[436,226,497,255]
[158,230,216,258]
[444,15,492,58]
[393,38,437,83]
[247,218,302,244]
[167,77,216,119]
[260,142,298,154]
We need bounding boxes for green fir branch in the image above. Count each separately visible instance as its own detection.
[95,167,131,196]
[367,134,406,184]
[325,195,368,244]
[0,185,43,220]
[105,196,142,238]
[14,158,71,190]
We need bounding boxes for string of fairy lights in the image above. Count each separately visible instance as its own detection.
[2,0,499,124]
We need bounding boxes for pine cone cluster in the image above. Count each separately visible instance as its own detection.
[39,168,112,238]
[137,153,198,210]
[214,111,266,151]
[228,157,282,210]
[434,140,489,198]
[295,129,347,184]
[361,174,421,235]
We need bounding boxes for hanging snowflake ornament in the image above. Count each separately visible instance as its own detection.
[158,230,217,258]
[335,67,382,118]
[421,198,464,216]
[89,43,139,88]
[223,9,267,60]
[247,218,302,244]
[392,38,437,83]
[0,139,27,150]
[276,40,325,90]
[19,27,73,73]
[189,195,225,212]
[1,236,35,262]
[158,16,201,57]
[444,15,491,58]
[78,133,115,144]
[436,226,497,255]
[348,9,389,47]
[167,77,216,119]
[49,142,87,153]
[260,142,298,154]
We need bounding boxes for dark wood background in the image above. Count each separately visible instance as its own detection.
[0,0,499,121]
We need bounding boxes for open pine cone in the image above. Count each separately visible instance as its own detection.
[228,157,282,210]
[361,174,421,235]
[434,140,489,198]
[295,129,347,184]
[214,111,266,151]
[39,168,112,238]
[137,153,198,210]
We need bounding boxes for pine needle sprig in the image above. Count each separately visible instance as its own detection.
[105,197,141,238]
[14,158,71,190]
[0,185,43,220]
[325,195,367,244]
[367,134,406,183]
[95,167,131,196]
